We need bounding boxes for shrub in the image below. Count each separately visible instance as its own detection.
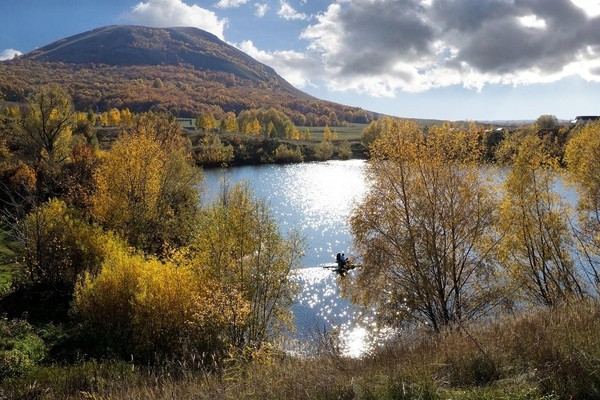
[0,318,46,382]
[273,144,303,163]
[314,140,333,161]
[73,246,248,362]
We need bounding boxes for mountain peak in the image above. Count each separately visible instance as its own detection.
[23,25,281,84]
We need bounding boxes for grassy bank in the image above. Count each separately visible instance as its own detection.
[2,300,600,399]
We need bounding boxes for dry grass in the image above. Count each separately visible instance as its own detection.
[3,300,600,399]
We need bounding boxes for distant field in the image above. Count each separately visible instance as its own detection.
[298,123,368,141]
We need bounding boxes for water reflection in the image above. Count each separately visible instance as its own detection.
[203,160,368,266]
[202,160,377,356]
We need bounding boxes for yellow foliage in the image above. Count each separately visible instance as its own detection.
[498,135,582,306]
[91,117,201,254]
[188,183,303,346]
[350,120,499,330]
[74,245,250,360]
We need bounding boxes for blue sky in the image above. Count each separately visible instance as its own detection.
[1,0,600,121]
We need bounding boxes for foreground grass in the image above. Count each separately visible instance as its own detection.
[3,300,600,399]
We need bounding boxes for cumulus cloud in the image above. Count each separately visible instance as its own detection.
[255,3,269,17]
[237,40,321,87]
[0,49,22,61]
[278,0,308,20]
[126,0,227,39]
[215,0,248,8]
[295,0,600,95]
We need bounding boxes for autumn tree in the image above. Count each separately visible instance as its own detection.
[338,140,352,159]
[350,120,499,331]
[16,198,111,292]
[196,113,216,132]
[565,121,600,291]
[91,113,202,255]
[323,124,332,141]
[194,133,234,166]
[220,111,238,133]
[498,135,583,306]
[11,86,74,165]
[313,140,333,161]
[186,183,304,347]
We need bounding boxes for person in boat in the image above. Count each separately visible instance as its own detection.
[336,252,349,269]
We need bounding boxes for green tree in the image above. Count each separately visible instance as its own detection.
[350,120,499,331]
[498,135,583,306]
[535,114,559,130]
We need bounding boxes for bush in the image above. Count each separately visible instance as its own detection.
[273,144,303,163]
[0,318,46,382]
[73,246,248,362]
[314,140,333,161]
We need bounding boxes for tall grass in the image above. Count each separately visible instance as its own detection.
[3,300,600,399]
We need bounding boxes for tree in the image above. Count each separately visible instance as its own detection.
[195,133,234,166]
[314,140,333,161]
[349,120,499,331]
[220,112,238,133]
[12,86,74,165]
[74,246,248,362]
[188,183,304,347]
[91,113,202,255]
[196,113,216,132]
[338,140,352,159]
[536,114,559,130]
[323,124,332,141]
[498,135,583,306]
[565,121,600,291]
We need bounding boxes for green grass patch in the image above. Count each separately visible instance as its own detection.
[298,123,368,141]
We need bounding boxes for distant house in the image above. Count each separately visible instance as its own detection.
[570,116,600,125]
[176,118,196,130]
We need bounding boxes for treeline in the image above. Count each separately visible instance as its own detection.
[0,86,305,381]
[349,117,600,332]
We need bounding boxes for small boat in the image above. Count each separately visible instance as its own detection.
[323,262,357,275]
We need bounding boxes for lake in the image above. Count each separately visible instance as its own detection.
[202,160,382,356]
[202,160,580,357]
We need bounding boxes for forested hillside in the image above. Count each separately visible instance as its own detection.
[0,25,376,126]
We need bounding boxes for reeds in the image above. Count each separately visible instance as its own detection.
[3,300,600,399]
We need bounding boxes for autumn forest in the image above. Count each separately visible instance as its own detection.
[1,83,600,399]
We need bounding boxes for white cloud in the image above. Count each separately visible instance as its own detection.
[570,0,600,18]
[237,40,320,87]
[292,0,600,96]
[127,0,227,39]
[518,15,547,29]
[278,0,308,20]
[215,0,248,8]
[255,3,269,17]
[0,49,22,61]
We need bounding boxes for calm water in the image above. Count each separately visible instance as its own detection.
[202,160,382,356]
[202,161,579,357]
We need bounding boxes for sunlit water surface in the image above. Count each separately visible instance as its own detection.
[202,161,580,357]
[202,160,390,356]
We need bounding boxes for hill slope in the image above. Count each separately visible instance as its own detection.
[0,25,374,125]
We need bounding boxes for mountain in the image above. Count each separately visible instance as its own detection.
[0,25,375,125]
